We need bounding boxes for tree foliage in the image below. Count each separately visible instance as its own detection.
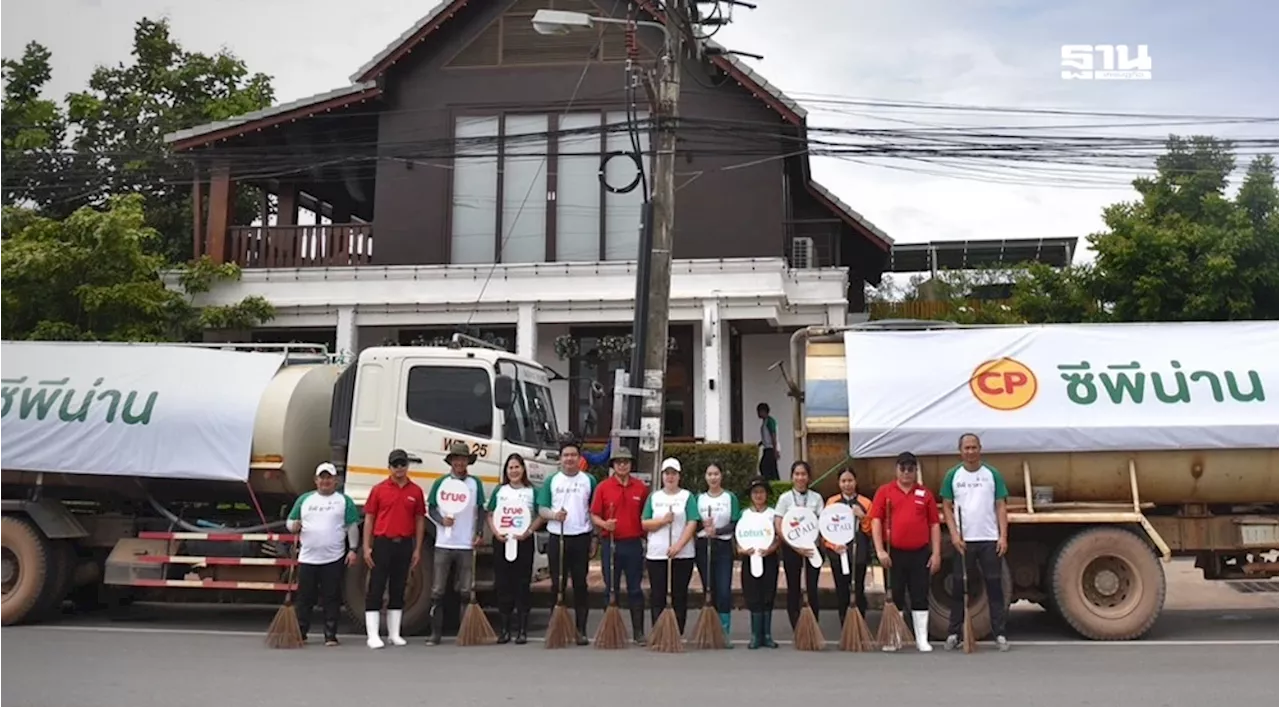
[1,195,274,342]
[868,136,1279,324]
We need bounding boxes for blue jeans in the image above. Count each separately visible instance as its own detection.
[601,537,644,608]
[694,537,734,613]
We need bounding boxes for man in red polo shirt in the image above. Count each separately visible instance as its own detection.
[869,451,942,652]
[590,446,649,645]
[360,448,427,650]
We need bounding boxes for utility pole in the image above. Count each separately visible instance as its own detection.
[633,4,684,481]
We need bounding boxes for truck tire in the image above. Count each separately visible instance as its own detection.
[2,516,51,626]
[32,541,75,619]
[927,551,1013,641]
[343,543,435,635]
[1050,526,1165,641]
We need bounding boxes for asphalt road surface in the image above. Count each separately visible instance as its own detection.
[3,605,1276,707]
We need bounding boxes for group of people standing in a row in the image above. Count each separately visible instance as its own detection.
[287,433,1011,653]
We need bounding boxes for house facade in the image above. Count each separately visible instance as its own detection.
[167,0,893,452]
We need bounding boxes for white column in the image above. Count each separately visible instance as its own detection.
[335,306,358,360]
[701,300,725,442]
[516,304,538,360]
[826,302,848,327]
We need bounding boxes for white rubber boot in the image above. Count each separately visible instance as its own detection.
[365,611,385,649]
[386,609,408,646]
[912,611,933,652]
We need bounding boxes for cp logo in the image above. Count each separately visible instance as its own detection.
[969,358,1037,411]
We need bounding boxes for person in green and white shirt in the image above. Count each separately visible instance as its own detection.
[939,432,1010,652]
[286,462,360,646]
[425,441,487,646]
[640,458,701,635]
[535,435,598,645]
[694,462,741,645]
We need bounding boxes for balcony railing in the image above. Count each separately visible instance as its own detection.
[227,224,374,268]
[785,219,840,269]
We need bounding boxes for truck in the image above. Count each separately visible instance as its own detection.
[1,336,562,631]
[788,320,1278,641]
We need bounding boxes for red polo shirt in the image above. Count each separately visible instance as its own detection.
[590,475,649,541]
[869,482,939,552]
[364,476,426,539]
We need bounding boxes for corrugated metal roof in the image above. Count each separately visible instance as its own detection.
[162,81,378,145]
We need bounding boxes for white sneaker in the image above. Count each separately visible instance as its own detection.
[365,611,385,649]
[911,611,933,652]
[386,609,408,646]
[996,635,1010,652]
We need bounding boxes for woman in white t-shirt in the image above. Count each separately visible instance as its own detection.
[487,453,544,645]
[694,462,741,646]
[736,475,781,649]
[640,458,702,636]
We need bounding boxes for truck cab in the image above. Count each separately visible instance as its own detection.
[330,339,561,631]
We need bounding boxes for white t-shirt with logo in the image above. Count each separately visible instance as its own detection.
[939,463,1009,542]
[643,489,701,560]
[428,474,487,551]
[536,470,598,536]
[697,490,741,541]
[287,490,360,565]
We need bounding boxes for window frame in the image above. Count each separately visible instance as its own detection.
[404,364,495,438]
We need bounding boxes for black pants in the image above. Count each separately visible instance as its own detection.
[947,541,1007,637]
[781,544,821,628]
[547,532,592,629]
[493,536,535,615]
[759,451,779,481]
[296,558,344,640]
[740,552,779,612]
[889,546,931,611]
[827,548,869,618]
[365,536,414,611]
[646,557,695,633]
[694,537,734,613]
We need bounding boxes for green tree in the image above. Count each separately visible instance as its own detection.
[1,195,274,342]
[2,18,274,262]
[1,42,71,209]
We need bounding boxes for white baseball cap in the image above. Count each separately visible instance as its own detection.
[660,457,681,473]
[315,462,338,477]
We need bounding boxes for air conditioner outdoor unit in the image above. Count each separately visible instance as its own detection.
[791,236,816,269]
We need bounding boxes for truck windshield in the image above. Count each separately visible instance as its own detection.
[498,361,560,449]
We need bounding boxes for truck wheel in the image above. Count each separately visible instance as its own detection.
[2,516,51,626]
[1050,527,1165,641]
[927,550,1013,641]
[342,544,435,635]
[32,541,75,619]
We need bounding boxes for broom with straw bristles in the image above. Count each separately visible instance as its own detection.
[792,546,826,651]
[593,506,629,649]
[457,544,498,646]
[266,540,304,649]
[545,521,578,649]
[691,528,727,650]
[876,501,913,652]
[958,506,977,654]
[838,541,875,652]
[647,522,684,653]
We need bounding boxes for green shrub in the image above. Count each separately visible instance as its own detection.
[584,442,758,495]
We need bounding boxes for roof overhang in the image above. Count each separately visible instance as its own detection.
[887,238,1079,273]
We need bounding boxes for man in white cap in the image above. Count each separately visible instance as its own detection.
[286,462,360,646]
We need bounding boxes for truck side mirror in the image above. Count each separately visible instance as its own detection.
[494,374,515,409]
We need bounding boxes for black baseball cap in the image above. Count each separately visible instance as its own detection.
[895,452,919,468]
[388,449,410,466]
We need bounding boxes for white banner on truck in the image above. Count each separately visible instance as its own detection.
[2,343,285,482]
[844,322,1280,458]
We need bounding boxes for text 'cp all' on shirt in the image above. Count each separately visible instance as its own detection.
[288,490,360,565]
[535,470,597,536]
[940,463,1009,543]
[642,489,701,560]
[428,474,486,550]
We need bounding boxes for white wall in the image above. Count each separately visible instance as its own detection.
[740,332,795,480]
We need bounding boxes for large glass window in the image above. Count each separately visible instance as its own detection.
[405,366,493,437]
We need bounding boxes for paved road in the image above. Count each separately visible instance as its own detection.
[3,605,1276,707]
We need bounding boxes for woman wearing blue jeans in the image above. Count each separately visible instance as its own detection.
[694,462,741,646]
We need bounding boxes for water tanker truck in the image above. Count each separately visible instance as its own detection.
[1,337,562,629]
[789,320,1278,641]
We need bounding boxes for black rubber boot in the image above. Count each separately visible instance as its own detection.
[497,611,512,645]
[514,610,529,645]
[630,606,646,646]
[425,603,444,646]
[762,611,779,648]
[575,606,590,646]
[748,612,762,650]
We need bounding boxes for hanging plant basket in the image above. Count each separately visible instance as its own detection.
[553,333,678,361]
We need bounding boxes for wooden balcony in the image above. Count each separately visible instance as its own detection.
[226,224,374,268]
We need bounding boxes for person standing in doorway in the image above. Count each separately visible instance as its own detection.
[940,432,1011,652]
[774,460,825,630]
[286,462,360,646]
[361,448,427,649]
[590,446,650,644]
[757,403,780,481]
[488,453,543,644]
[870,451,942,652]
[425,441,487,646]
[537,435,598,645]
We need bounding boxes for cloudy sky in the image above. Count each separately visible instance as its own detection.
[4,0,1277,262]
